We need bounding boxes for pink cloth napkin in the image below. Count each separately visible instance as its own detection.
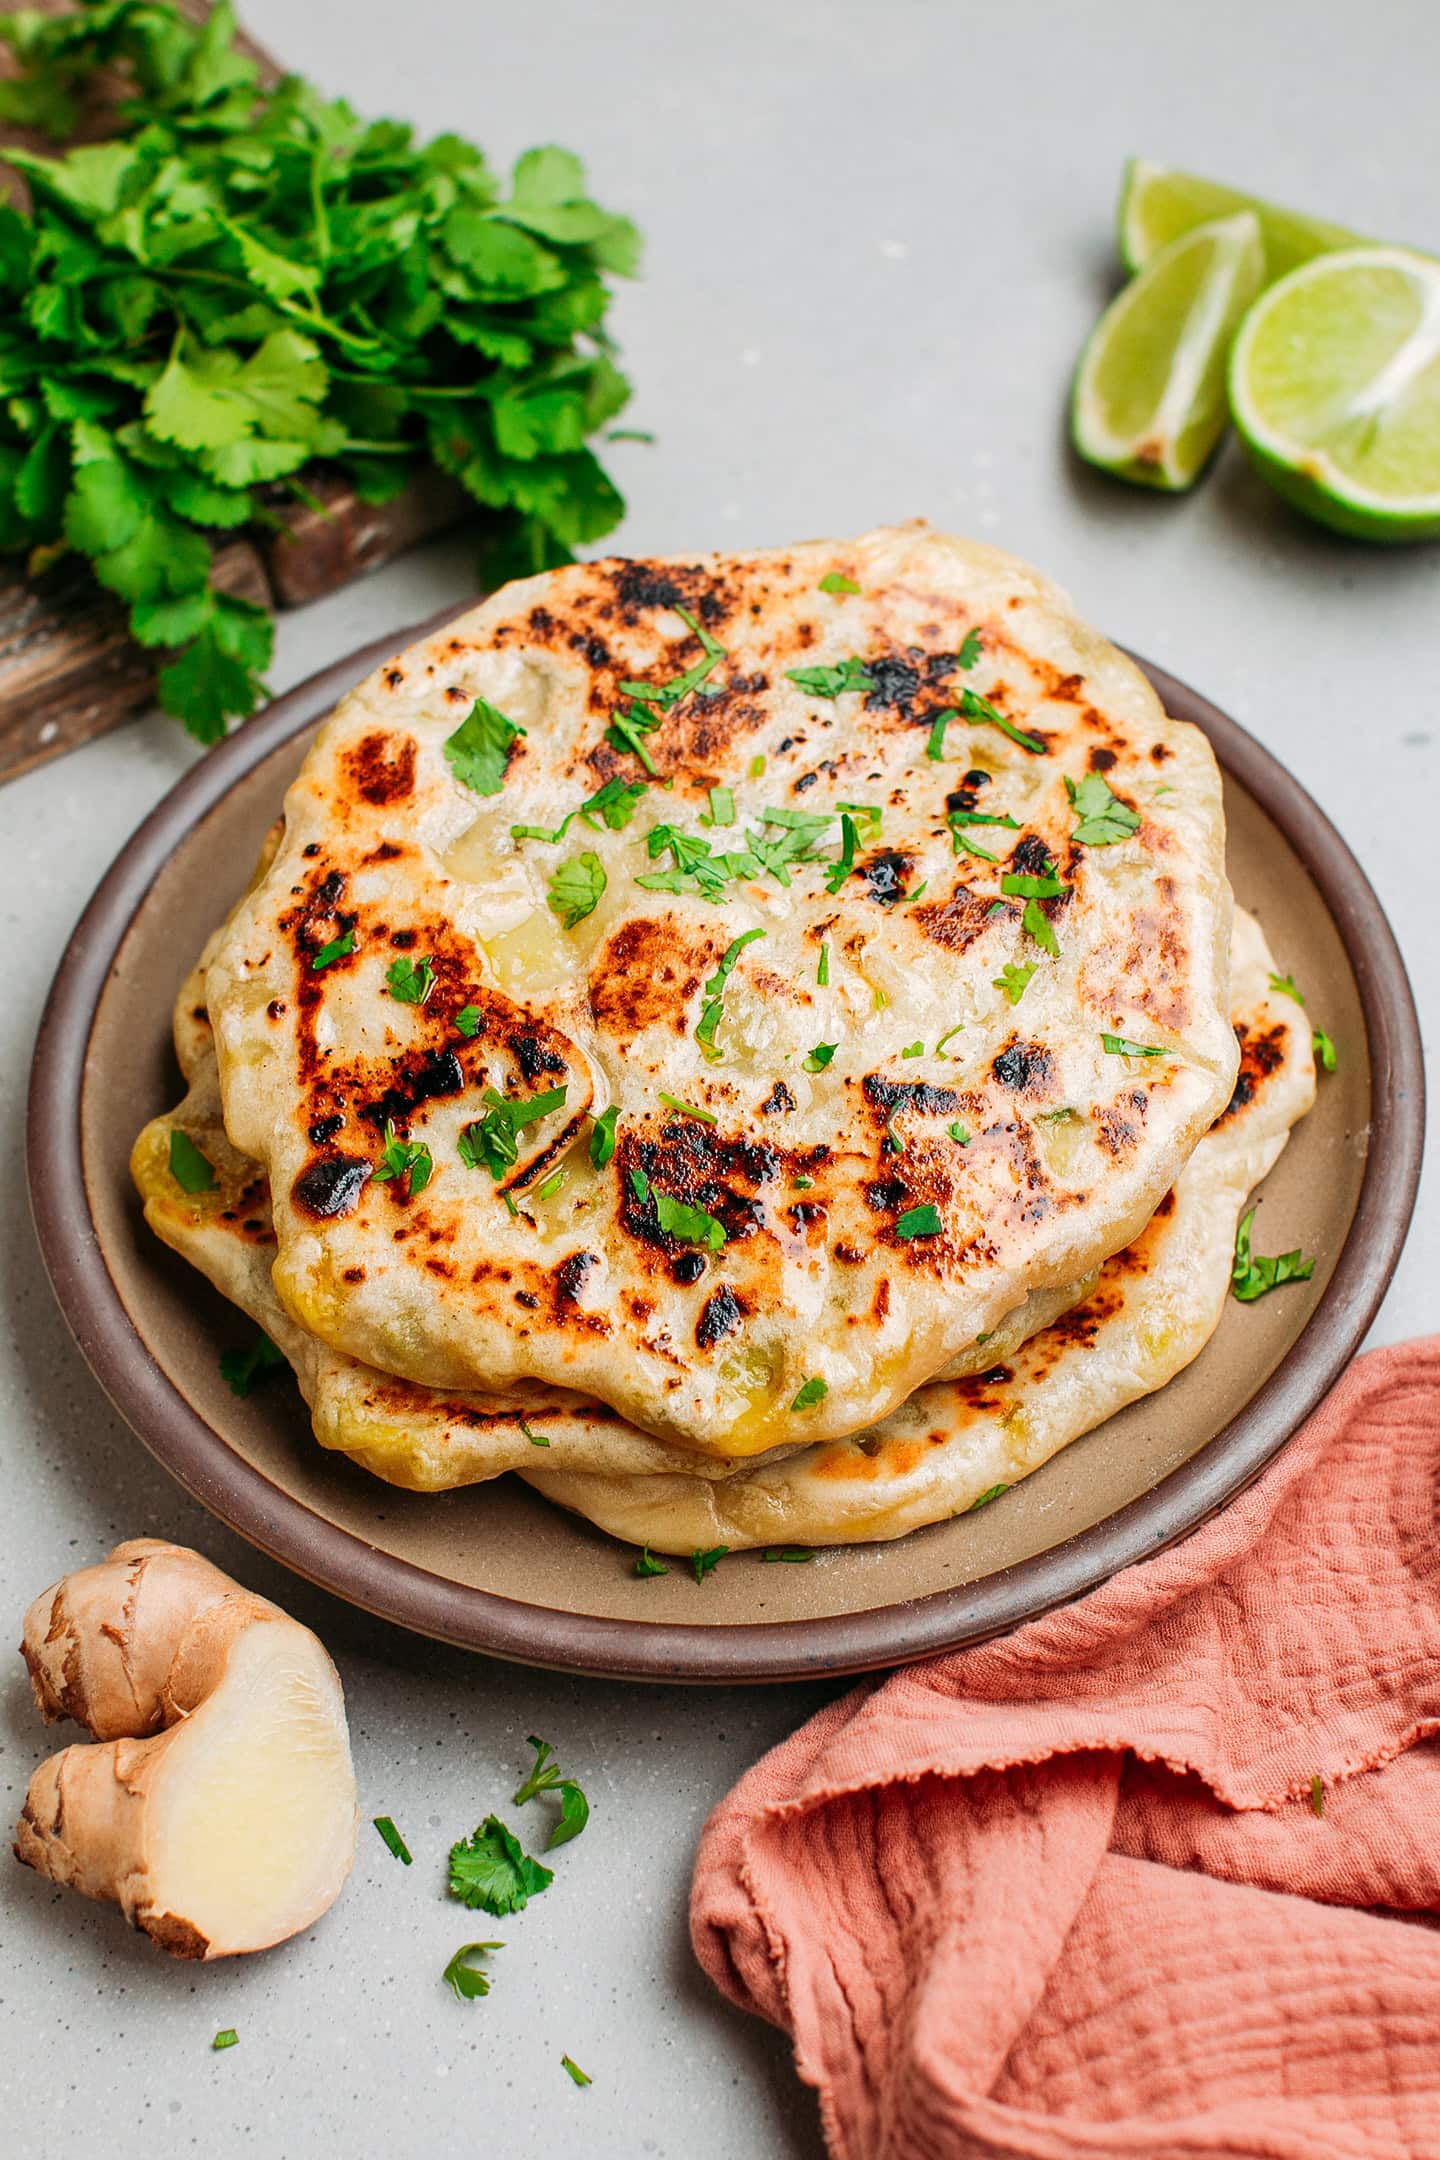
[691,1338,1440,2159]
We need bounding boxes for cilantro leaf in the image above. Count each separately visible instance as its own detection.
[311,929,355,971]
[818,571,860,595]
[459,1085,567,1178]
[445,699,526,796]
[371,1119,433,1198]
[561,2055,592,2087]
[961,688,1046,755]
[1100,1033,1168,1058]
[512,1734,589,1850]
[993,962,1035,1005]
[1022,898,1060,959]
[634,1546,668,1577]
[1269,971,1305,1006]
[762,1547,816,1562]
[804,1043,837,1073]
[791,1377,827,1411]
[455,1004,482,1038]
[443,1941,503,2002]
[926,707,956,760]
[548,850,607,928]
[1312,1028,1337,1073]
[448,1816,553,1915]
[695,926,765,1061]
[218,1332,285,1398]
[589,1105,619,1167]
[897,1203,943,1239]
[691,1545,729,1583]
[969,1483,1008,1511]
[168,1129,215,1193]
[579,775,647,831]
[958,628,983,669]
[654,1192,726,1250]
[372,1816,413,1865]
[1231,1207,1315,1303]
[1066,771,1142,845]
[386,954,435,1005]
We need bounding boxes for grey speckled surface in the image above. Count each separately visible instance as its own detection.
[2,2,1436,2154]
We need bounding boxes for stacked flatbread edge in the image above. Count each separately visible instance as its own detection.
[132,526,1315,1553]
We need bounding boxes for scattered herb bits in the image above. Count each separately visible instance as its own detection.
[969,1483,1009,1511]
[654,1193,726,1251]
[372,1121,433,1198]
[168,1129,215,1194]
[385,954,435,1005]
[818,571,861,595]
[1231,1207,1315,1303]
[218,1333,285,1399]
[1268,972,1305,1006]
[961,688,1046,755]
[1312,1028,1337,1073]
[897,1203,943,1240]
[762,1547,816,1563]
[311,930,355,972]
[513,1736,589,1850]
[993,962,1035,1006]
[1066,771,1141,844]
[691,1545,729,1583]
[443,1941,503,2003]
[1101,1033,1167,1058]
[212,2029,238,2052]
[589,1105,619,1168]
[634,1547,669,1578]
[449,1816,553,1916]
[454,1004,482,1039]
[791,1377,828,1411]
[548,851,607,929]
[804,1043,837,1073]
[372,1816,413,1866]
[561,2055,593,2088]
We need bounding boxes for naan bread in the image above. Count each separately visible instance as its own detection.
[523,912,1315,1546]
[205,524,1238,1456]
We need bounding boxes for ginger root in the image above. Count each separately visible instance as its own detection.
[14,1539,358,1959]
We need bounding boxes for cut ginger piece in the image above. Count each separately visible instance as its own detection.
[14,1538,358,1959]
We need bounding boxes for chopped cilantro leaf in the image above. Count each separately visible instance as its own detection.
[372,1816,412,1865]
[1000,865,1068,900]
[629,1166,650,1203]
[969,1483,1008,1511]
[536,1169,565,1201]
[750,754,766,779]
[925,707,956,760]
[762,1547,816,1562]
[659,1093,717,1123]
[901,1041,923,1059]
[371,1119,433,1198]
[936,1023,965,1056]
[993,962,1035,1005]
[691,1544,729,1582]
[561,2055,592,2087]
[1100,1033,1167,1058]
[579,776,648,831]
[824,811,858,895]
[511,815,575,845]
[872,985,889,1010]
[454,1004,482,1038]
[961,688,1046,755]
[1312,1028,1337,1073]
[1269,971,1305,1006]
[707,785,735,827]
[513,1735,589,1849]
[884,1106,906,1155]
[951,827,999,862]
[212,2030,238,2052]
[1066,771,1141,845]
[1231,1207,1315,1303]
[589,1105,619,1167]
[311,929,355,971]
[896,1203,943,1239]
[786,656,874,699]
[219,1332,285,1398]
[958,628,983,669]
[948,1121,971,1144]
[819,571,861,595]
[519,1420,552,1447]
[634,1546,668,1577]
[605,709,660,773]
[804,1043,837,1073]
[385,954,435,1005]
[791,1377,828,1411]
[458,1085,567,1178]
[1022,897,1060,958]
[444,699,526,797]
[448,1816,552,1915]
[168,1129,215,1194]
[655,1192,726,1249]
[817,941,830,987]
[793,1175,814,1190]
[443,1941,503,2003]
[548,851,607,928]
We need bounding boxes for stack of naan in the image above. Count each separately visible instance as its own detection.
[133,525,1314,1551]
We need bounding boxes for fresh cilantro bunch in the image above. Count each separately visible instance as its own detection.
[0,0,639,740]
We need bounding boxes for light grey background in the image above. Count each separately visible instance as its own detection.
[2,2,1436,2154]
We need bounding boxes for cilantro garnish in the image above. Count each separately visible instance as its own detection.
[219,1332,284,1399]
[455,1004,482,1038]
[1000,865,1068,900]
[993,962,1035,1005]
[791,1377,828,1411]
[443,1941,504,2003]
[925,707,956,761]
[1023,900,1060,959]
[445,699,526,797]
[969,1483,1008,1511]
[311,929,355,971]
[884,1107,906,1156]
[1067,771,1141,845]
[0,6,639,743]
[818,571,861,595]
[630,1166,650,1202]
[936,1023,965,1056]
[1312,1028,1337,1073]
[804,1043,837,1073]
[212,2030,238,2052]
[948,1121,971,1144]
[1231,1207,1315,1303]
[372,1120,433,1198]
[961,688,1046,755]
[786,656,874,699]
[655,1192,726,1250]
[793,1176,814,1190]
[707,785,735,827]
[1269,971,1305,1006]
[168,1128,215,1194]
[958,628,983,669]
[589,1106,619,1167]
[1100,1033,1167,1058]
[372,1816,413,1866]
[897,1203,943,1239]
[762,1547,816,1562]
[750,754,767,779]
[458,1085,567,1178]
[824,812,858,895]
[513,1735,589,1849]
[691,1545,729,1582]
[901,1041,923,1059]
[580,776,648,831]
[561,2055,592,2087]
[817,941,830,987]
[519,1420,551,1447]
[385,954,434,1005]
[536,1170,566,1201]
[659,1093,717,1124]
[548,850,607,928]
[695,926,765,1061]
[448,1816,553,1915]
[634,1547,668,1578]
[608,608,727,765]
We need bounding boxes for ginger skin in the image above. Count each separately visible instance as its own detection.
[15,1539,358,1959]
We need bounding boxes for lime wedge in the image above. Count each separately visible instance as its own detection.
[1229,247,1440,542]
[1118,159,1364,280]
[1072,213,1264,491]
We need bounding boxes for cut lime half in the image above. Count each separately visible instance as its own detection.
[1072,212,1264,491]
[1118,160,1364,281]
[1229,247,1440,542]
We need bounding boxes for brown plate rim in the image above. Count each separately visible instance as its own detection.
[26,625,1425,1683]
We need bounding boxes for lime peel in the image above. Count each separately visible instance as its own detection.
[1118,158,1366,281]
